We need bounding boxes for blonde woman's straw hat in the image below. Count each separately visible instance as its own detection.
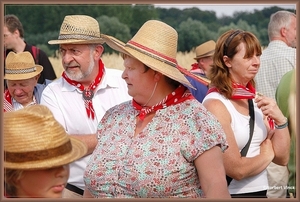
[4,105,87,170]
[4,51,43,80]
[48,15,104,44]
[194,40,216,60]
[101,20,194,89]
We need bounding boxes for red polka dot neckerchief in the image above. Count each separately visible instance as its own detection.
[132,85,193,121]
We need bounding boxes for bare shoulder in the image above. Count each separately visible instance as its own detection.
[203,98,230,122]
[203,98,226,112]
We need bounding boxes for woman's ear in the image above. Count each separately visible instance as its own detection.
[153,71,162,82]
[223,55,232,68]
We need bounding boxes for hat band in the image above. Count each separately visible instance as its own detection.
[196,50,215,58]
[58,34,101,40]
[5,67,36,75]
[126,40,177,67]
[4,140,72,163]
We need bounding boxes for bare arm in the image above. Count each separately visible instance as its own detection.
[255,95,290,165]
[195,146,230,198]
[70,134,97,156]
[203,98,274,180]
[83,188,93,198]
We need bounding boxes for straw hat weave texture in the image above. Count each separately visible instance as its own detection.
[48,15,104,44]
[102,20,194,89]
[4,105,87,170]
[4,51,43,80]
[194,40,216,60]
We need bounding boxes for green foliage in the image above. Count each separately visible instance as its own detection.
[36,44,55,57]
[25,31,59,54]
[95,15,132,54]
[129,4,159,36]
[4,4,295,56]
[177,18,217,52]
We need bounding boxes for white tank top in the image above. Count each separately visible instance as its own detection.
[203,92,268,194]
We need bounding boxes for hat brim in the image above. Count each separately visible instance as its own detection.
[4,65,43,80]
[101,34,195,89]
[194,52,214,60]
[48,39,105,45]
[4,137,87,170]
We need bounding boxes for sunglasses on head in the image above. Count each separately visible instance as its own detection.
[223,30,244,56]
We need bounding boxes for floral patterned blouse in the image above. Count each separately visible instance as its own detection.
[84,99,228,198]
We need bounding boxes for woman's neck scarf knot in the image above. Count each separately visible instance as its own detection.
[132,85,193,120]
[207,81,256,99]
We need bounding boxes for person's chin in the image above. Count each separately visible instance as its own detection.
[44,192,63,198]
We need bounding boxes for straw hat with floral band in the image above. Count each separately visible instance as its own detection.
[48,15,104,45]
[4,51,43,80]
[4,104,87,170]
[101,20,196,89]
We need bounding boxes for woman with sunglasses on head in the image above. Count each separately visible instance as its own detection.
[202,30,290,198]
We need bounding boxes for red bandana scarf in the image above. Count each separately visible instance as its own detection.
[3,89,37,112]
[62,59,105,119]
[207,81,274,129]
[132,85,193,120]
[207,82,256,99]
[3,90,14,112]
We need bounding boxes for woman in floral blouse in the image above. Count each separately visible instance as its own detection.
[83,20,230,198]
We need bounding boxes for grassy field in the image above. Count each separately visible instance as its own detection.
[49,51,196,77]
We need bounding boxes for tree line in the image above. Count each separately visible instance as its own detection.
[5,4,294,56]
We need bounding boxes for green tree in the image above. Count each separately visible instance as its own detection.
[130,4,159,35]
[95,15,132,54]
[177,18,217,52]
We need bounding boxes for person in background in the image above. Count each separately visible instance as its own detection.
[203,29,290,198]
[185,40,215,102]
[4,104,87,198]
[275,69,296,198]
[41,15,131,198]
[191,40,216,77]
[4,14,57,85]
[255,10,296,198]
[83,20,230,198]
[3,51,47,112]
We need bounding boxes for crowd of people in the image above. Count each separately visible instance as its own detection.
[3,9,296,199]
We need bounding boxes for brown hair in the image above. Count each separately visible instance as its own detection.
[209,29,262,99]
[4,169,24,197]
[4,14,24,38]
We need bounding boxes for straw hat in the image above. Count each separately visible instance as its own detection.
[101,20,194,89]
[194,40,216,60]
[4,51,43,80]
[4,105,87,170]
[48,15,104,44]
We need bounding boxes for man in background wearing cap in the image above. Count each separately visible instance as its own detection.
[3,51,47,112]
[185,40,215,103]
[40,15,131,198]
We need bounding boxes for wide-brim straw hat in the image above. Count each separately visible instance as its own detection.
[4,51,43,80]
[48,15,104,45]
[194,40,216,60]
[4,105,87,170]
[101,20,195,89]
